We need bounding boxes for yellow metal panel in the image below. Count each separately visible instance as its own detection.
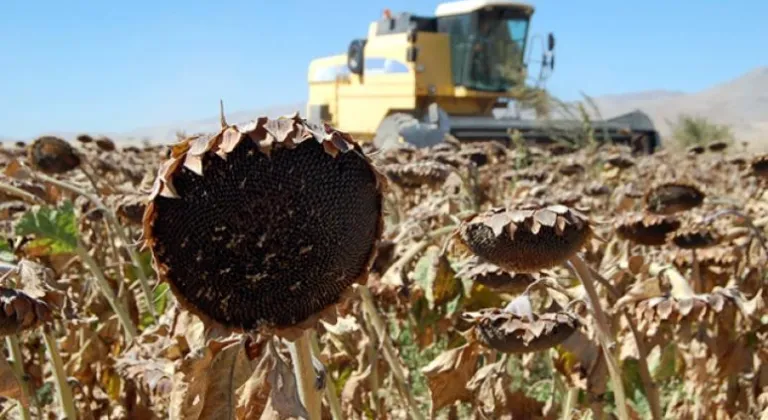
[328,33,418,136]
[412,32,454,97]
[336,73,416,135]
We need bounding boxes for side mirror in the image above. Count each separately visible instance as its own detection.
[347,39,366,75]
[547,32,555,51]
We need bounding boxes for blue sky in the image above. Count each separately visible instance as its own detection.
[1,0,766,138]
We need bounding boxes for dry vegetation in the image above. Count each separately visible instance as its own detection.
[0,114,767,420]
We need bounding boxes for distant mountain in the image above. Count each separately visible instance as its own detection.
[584,67,768,149]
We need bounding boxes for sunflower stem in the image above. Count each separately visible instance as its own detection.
[365,328,382,413]
[0,181,46,205]
[624,311,662,420]
[4,337,32,420]
[357,284,426,420]
[691,249,703,293]
[308,331,343,420]
[567,254,629,420]
[75,242,138,341]
[42,327,77,420]
[560,387,578,420]
[586,267,661,419]
[287,330,322,420]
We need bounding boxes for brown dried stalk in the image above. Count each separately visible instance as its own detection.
[357,284,425,420]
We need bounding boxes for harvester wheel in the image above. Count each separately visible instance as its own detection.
[372,105,450,150]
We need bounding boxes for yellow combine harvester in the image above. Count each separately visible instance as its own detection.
[306,0,660,153]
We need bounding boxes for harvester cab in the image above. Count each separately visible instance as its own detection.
[306,0,660,153]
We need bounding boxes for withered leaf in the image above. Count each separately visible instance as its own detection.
[615,278,663,310]
[467,361,544,420]
[169,337,244,420]
[264,343,309,420]
[431,252,462,306]
[340,363,373,417]
[0,352,27,408]
[421,342,481,415]
[16,259,66,310]
[554,329,607,395]
[198,340,256,420]
[235,347,274,420]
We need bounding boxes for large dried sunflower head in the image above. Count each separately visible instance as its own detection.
[458,148,490,167]
[432,152,470,169]
[458,204,592,273]
[707,141,729,152]
[615,212,681,246]
[583,182,611,197]
[462,308,579,354]
[558,162,585,176]
[142,114,385,337]
[751,155,768,179]
[95,136,116,152]
[383,161,454,188]
[726,156,747,170]
[456,257,537,294]
[503,168,550,183]
[27,136,81,174]
[670,226,720,249]
[0,287,54,338]
[674,246,740,270]
[548,143,575,156]
[644,182,705,215]
[605,153,635,169]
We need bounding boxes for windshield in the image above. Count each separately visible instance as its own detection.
[439,9,530,92]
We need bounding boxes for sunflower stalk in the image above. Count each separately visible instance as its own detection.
[0,181,46,205]
[587,266,662,420]
[75,240,138,341]
[365,327,382,413]
[4,337,32,420]
[309,331,343,420]
[567,254,629,420]
[560,387,579,420]
[287,330,323,420]
[357,284,425,420]
[42,327,77,420]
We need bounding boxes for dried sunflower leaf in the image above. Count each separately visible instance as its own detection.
[265,345,308,419]
[235,348,274,420]
[169,337,242,420]
[421,342,481,415]
[615,278,663,310]
[0,352,27,408]
[431,253,462,307]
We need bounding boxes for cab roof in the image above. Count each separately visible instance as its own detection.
[434,0,534,17]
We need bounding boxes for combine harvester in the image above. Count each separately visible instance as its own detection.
[306,0,660,153]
